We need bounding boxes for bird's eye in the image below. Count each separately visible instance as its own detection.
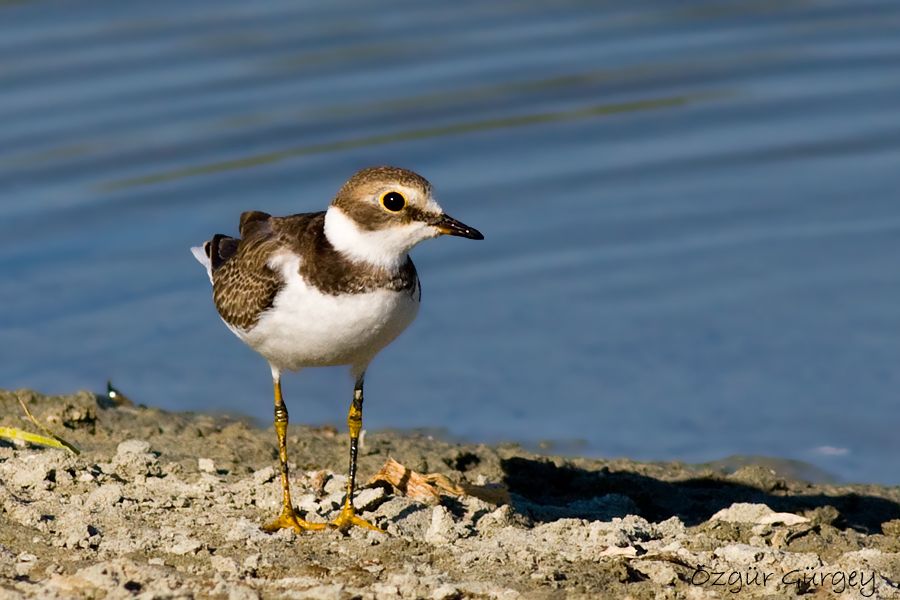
[380,191,406,212]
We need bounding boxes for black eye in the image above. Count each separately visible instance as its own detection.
[380,191,406,212]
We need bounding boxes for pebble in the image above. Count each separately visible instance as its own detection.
[86,483,123,510]
[425,505,472,545]
[355,486,388,512]
[14,552,37,577]
[711,502,808,526]
[242,554,260,571]
[323,473,348,495]
[168,537,203,556]
[714,543,770,565]
[117,439,152,456]
[228,586,260,600]
[431,584,462,600]
[296,493,321,516]
[211,555,239,575]
[5,453,56,490]
[252,466,275,485]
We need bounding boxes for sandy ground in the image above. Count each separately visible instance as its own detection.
[1,388,899,599]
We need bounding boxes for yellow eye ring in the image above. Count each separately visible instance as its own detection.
[379,191,406,212]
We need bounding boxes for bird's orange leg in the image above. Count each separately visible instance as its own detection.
[329,374,382,533]
[262,376,325,533]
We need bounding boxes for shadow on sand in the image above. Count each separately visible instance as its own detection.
[501,456,900,534]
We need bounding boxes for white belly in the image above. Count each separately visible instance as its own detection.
[237,260,419,372]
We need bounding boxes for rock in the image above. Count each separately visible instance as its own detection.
[51,558,179,597]
[371,582,400,597]
[295,493,321,516]
[198,458,216,474]
[636,561,678,586]
[0,545,15,579]
[116,439,152,455]
[355,486,388,512]
[714,544,771,565]
[298,584,343,600]
[726,465,786,491]
[778,551,821,573]
[838,547,894,572]
[477,504,518,533]
[10,463,50,491]
[425,505,457,545]
[882,519,900,536]
[59,402,97,430]
[599,545,637,557]
[425,505,472,545]
[320,490,345,513]
[224,518,270,543]
[710,502,808,526]
[4,453,67,492]
[211,555,239,575]
[113,440,161,478]
[323,473,348,496]
[806,505,841,527]
[86,483,123,510]
[168,536,202,555]
[228,585,260,600]
[56,512,102,550]
[374,497,433,537]
[252,466,275,485]
[431,583,462,600]
[15,552,38,578]
[242,553,260,572]
[710,502,773,523]
[655,516,687,539]
[756,512,808,526]
[585,514,658,550]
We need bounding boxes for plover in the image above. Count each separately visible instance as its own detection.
[191,166,483,533]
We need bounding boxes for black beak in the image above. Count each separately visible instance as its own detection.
[431,213,484,240]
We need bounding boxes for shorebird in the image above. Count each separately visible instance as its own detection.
[191,166,483,533]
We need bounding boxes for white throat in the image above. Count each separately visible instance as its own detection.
[324,206,438,270]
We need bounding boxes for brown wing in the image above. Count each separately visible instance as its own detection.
[239,210,272,238]
[211,211,329,331]
[211,211,283,331]
[207,234,239,270]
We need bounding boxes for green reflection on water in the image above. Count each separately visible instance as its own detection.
[102,94,713,191]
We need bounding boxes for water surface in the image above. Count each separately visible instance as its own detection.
[3,0,900,483]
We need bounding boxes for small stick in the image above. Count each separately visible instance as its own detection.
[0,427,74,452]
[11,393,80,455]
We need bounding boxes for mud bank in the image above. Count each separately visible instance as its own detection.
[1,389,899,599]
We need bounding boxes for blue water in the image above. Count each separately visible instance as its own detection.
[2,0,899,484]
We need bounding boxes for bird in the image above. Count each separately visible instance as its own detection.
[191,166,483,533]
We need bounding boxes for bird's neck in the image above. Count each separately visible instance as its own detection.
[323,206,411,271]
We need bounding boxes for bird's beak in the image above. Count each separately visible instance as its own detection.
[431,213,484,240]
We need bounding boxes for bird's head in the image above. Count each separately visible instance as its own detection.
[324,166,483,269]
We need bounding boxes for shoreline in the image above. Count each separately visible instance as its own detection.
[1,388,898,598]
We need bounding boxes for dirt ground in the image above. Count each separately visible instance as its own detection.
[1,388,899,599]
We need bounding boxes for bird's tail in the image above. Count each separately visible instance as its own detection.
[191,234,239,285]
[191,242,214,284]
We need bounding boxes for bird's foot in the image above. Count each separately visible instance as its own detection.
[329,503,383,534]
[262,506,326,534]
